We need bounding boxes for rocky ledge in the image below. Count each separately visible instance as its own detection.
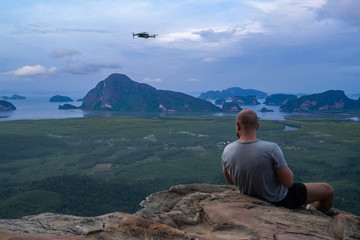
[0,184,359,240]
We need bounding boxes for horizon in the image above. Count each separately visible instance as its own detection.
[1,1,359,96]
[1,72,359,100]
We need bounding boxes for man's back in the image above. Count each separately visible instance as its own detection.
[222,139,288,202]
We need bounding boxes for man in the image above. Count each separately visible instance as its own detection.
[222,109,335,216]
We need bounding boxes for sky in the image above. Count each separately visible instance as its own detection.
[0,0,359,98]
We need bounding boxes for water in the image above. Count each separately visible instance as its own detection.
[0,97,358,122]
[0,96,83,121]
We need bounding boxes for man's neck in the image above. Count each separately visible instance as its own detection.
[238,136,257,142]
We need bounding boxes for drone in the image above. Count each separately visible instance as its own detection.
[132,32,158,39]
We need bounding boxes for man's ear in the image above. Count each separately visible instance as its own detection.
[256,123,260,130]
[236,122,241,131]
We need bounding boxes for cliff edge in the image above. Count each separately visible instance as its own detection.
[0,184,359,240]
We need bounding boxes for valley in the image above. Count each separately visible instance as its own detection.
[0,116,359,218]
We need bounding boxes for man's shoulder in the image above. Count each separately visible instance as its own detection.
[224,140,239,149]
[224,139,279,150]
[257,139,278,146]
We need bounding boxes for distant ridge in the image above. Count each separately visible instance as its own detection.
[81,73,221,112]
[280,90,360,112]
[199,87,267,100]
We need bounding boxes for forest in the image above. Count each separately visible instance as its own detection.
[0,116,359,218]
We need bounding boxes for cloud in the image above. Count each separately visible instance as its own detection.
[159,22,265,44]
[4,65,57,77]
[194,28,236,42]
[187,78,199,82]
[63,61,121,75]
[13,24,109,34]
[143,78,163,83]
[50,48,81,59]
[202,58,216,63]
[248,1,278,13]
[336,65,360,73]
[158,32,201,42]
[318,0,360,26]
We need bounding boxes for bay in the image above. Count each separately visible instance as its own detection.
[0,96,358,121]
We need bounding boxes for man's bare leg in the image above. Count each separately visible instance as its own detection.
[304,183,334,214]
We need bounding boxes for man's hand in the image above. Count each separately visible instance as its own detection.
[223,170,234,185]
[275,166,294,188]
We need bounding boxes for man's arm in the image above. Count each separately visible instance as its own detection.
[223,169,234,185]
[275,166,294,188]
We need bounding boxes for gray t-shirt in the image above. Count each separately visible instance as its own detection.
[222,139,288,202]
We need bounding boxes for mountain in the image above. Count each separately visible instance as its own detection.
[199,87,267,100]
[0,184,359,240]
[280,90,360,112]
[264,93,297,106]
[81,73,221,112]
[0,100,16,111]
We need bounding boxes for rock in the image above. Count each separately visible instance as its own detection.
[49,95,74,102]
[0,100,16,111]
[222,102,242,112]
[58,104,78,109]
[0,184,359,240]
[0,212,192,240]
[137,184,360,240]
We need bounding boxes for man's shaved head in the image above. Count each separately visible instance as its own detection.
[236,109,258,130]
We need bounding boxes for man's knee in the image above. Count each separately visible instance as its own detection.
[322,183,334,199]
[305,182,334,202]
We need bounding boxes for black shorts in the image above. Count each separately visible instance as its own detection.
[272,183,307,209]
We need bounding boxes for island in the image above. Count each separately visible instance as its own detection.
[280,90,360,112]
[214,98,226,105]
[0,100,16,111]
[222,102,242,112]
[58,104,79,110]
[264,94,297,105]
[49,95,74,102]
[199,87,267,100]
[10,94,26,100]
[260,107,274,112]
[80,73,221,112]
[232,95,260,105]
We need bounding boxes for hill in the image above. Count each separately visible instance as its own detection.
[280,90,360,112]
[199,87,267,100]
[81,73,221,112]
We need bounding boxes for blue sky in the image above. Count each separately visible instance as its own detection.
[0,0,359,97]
